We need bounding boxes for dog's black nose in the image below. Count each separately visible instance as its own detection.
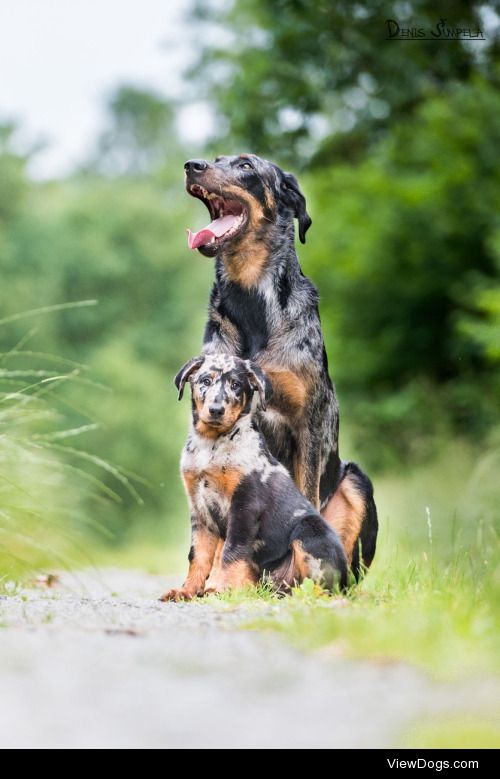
[209,405,224,419]
[184,159,208,173]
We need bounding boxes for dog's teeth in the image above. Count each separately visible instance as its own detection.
[211,237,216,244]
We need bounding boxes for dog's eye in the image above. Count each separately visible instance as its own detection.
[240,162,252,170]
[201,377,212,387]
[231,381,241,391]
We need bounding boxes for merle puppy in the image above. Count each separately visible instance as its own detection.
[161,354,347,601]
[183,154,377,576]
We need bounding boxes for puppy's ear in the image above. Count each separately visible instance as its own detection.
[281,172,312,244]
[246,363,273,411]
[174,356,204,401]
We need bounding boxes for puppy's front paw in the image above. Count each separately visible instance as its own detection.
[203,575,230,595]
[203,585,225,596]
[160,587,202,602]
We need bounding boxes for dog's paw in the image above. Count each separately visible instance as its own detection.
[203,579,227,596]
[159,587,200,602]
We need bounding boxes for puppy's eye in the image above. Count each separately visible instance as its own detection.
[231,381,241,391]
[201,377,212,387]
[240,162,252,170]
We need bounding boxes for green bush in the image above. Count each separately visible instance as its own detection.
[304,79,500,468]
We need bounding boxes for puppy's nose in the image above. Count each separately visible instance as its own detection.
[209,405,224,419]
[184,159,208,173]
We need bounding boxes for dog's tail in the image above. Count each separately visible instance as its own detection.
[321,461,378,581]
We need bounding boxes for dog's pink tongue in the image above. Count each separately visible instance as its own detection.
[187,214,238,250]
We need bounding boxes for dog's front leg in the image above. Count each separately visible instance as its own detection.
[161,523,218,601]
[216,543,259,591]
[205,538,225,589]
[210,491,261,592]
[293,426,322,510]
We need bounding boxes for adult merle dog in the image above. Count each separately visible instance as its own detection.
[184,153,377,578]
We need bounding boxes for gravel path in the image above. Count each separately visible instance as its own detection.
[0,569,496,749]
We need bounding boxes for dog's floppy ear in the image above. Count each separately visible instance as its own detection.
[174,356,204,401]
[281,171,312,244]
[245,362,273,411]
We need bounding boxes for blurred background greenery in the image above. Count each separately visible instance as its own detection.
[0,0,499,591]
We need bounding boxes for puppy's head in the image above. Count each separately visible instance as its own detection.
[175,354,272,438]
[184,155,312,264]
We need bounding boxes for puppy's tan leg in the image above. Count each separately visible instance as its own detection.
[205,538,224,590]
[161,527,218,602]
[215,559,259,591]
[322,476,366,566]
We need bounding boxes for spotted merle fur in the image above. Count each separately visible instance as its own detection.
[160,355,347,601]
[181,154,378,579]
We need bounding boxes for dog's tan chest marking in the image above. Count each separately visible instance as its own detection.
[217,186,271,289]
[183,466,243,518]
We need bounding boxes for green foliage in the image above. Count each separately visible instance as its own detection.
[0,304,139,579]
[0,120,210,554]
[302,78,500,466]
[190,0,498,164]
[0,124,29,223]
[87,85,181,177]
[188,1,500,468]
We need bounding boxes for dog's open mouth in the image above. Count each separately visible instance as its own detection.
[187,184,247,254]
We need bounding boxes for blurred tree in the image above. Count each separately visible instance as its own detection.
[0,115,209,542]
[189,0,500,165]
[185,0,500,469]
[88,85,182,177]
[305,78,500,466]
[0,123,29,223]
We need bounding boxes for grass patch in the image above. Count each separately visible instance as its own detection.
[203,579,283,606]
[230,441,500,681]
[0,306,143,584]
[401,714,500,748]
[244,555,499,680]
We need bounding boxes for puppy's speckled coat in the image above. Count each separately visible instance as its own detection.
[161,355,347,601]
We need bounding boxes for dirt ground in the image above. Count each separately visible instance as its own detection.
[0,569,496,749]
